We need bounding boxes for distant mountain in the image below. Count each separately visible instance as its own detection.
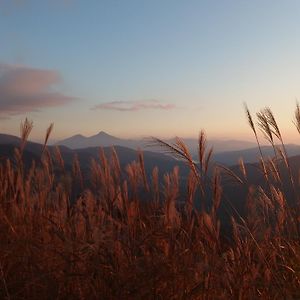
[56,131,142,150]
[206,139,257,153]
[172,138,256,156]
[4,132,300,167]
[56,131,257,155]
[213,144,300,165]
[0,133,190,179]
[0,133,73,156]
[0,133,23,145]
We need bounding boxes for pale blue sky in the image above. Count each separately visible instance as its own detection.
[1,0,300,142]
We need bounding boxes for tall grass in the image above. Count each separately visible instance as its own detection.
[0,106,300,299]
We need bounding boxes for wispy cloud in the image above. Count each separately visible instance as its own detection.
[0,63,75,118]
[92,100,176,112]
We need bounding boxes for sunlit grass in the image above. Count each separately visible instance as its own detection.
[0,106,300,299]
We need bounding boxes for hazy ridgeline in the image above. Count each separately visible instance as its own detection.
[1,106,300,299]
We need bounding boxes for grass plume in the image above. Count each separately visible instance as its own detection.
[0,108,300,299]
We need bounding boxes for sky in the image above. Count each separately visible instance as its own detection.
[1,0,300,143]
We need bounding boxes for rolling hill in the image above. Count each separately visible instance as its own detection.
[213,144,300,165]
[0,133,190,179]
[56,131,257,154]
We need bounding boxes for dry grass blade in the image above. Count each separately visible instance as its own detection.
[72,154,83,188]
[238,158,247,180]
[263,108,295,190]
[198,130,213,176]
[267,157,281,183]
[111,147,121,182]
[149,136,187,159]
[244,103,257,135]
[150,136,200,182]
[277,147,289,169]
[198,130,206,171]
[245,104,270,186]
[204,146,213,174]
[54,146,65,171]
[138,150,149,192]
[293,102,300,134]
[265,107,281,139]
[261,108,281,142]
[212,169,222,212]
[151,166,159,205]
[257,110,274,145]
[42,123,54,154]
[217,165,244,185]
[258,157,269,182]
[20,118,33,154]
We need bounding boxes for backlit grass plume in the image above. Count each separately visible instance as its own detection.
[0,105,300,299]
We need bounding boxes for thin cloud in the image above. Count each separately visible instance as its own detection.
[92,100,176,112]
[0,63,75,118]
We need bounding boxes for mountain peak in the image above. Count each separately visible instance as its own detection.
[72,134,86,138]
[92,131,119,140]
[95,131,111,137]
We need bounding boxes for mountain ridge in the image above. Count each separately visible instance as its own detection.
[55,131,258,154]
[2,132,300,166]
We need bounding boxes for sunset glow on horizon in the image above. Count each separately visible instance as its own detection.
[1,1,300,143]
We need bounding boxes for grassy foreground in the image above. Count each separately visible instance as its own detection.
[1,107,300,299]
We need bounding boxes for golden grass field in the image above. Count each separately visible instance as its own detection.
[1,106,300,299]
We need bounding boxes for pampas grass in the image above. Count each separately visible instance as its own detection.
[0,105,300,299]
